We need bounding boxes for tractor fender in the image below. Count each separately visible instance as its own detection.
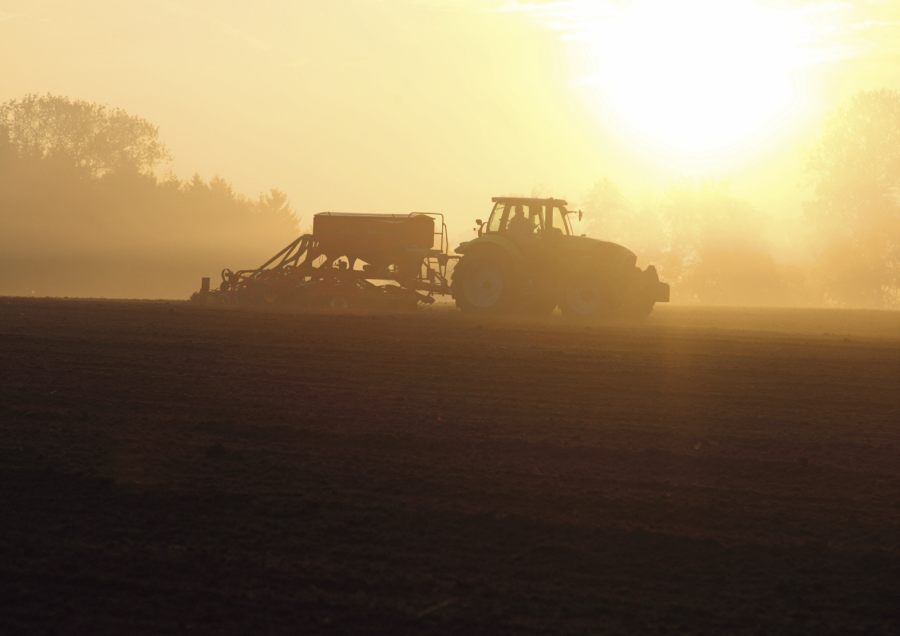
[454,235,526,265]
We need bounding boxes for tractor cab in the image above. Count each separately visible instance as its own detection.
[480,197,574,239]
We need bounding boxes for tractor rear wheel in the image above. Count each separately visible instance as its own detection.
[452,252,518,315]
[560,274,615,320]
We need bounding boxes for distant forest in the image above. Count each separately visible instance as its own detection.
[0,94,300,298]
[2,91,898,306]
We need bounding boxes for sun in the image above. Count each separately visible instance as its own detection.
[587,0,800,154]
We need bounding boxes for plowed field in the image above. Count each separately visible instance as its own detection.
[1,298,898,634]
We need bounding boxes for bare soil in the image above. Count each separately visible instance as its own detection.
[1,297,898,635]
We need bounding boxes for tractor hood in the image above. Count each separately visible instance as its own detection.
[455,234,637,269]
[558,235,638,267]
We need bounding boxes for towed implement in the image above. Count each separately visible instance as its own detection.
[193,212,454,311]
[193,197,670,319]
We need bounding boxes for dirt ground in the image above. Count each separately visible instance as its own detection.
[1,297,898,635]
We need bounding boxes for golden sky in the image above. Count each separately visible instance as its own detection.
[3,0,900,237]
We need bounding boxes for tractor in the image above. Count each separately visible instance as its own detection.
[451,197,669,319]
[192,196,669,319]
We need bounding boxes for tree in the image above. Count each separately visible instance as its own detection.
[583,176,631,236]
[0,92,304,298]
[0,93,171,177]
[0,122,11,162]
[581,175,800,304]
[256,188,300,233]
[804,89,900,307]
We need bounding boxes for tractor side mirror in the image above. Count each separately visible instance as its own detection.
[578,209,583,222]
[474,219,484,236]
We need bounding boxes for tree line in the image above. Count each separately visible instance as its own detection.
[0,94,300,298]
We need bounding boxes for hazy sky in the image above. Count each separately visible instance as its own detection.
[3,0,900,237]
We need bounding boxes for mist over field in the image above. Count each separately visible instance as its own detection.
[2,90,897,306]
[1,1,898,307]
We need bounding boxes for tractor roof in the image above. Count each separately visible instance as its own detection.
[491,196,568,206]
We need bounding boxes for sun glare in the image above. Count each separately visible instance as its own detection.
[587,0,801,155]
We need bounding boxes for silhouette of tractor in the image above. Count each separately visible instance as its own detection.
[451,197,669,319]
[193,196,669,319]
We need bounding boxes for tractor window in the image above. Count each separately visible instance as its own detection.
[550,206,569,236]
[487,202,507,233]
[526,203,545,232]
[504,204,540,238]
[489,201,546,235]
[506,204,525,231]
